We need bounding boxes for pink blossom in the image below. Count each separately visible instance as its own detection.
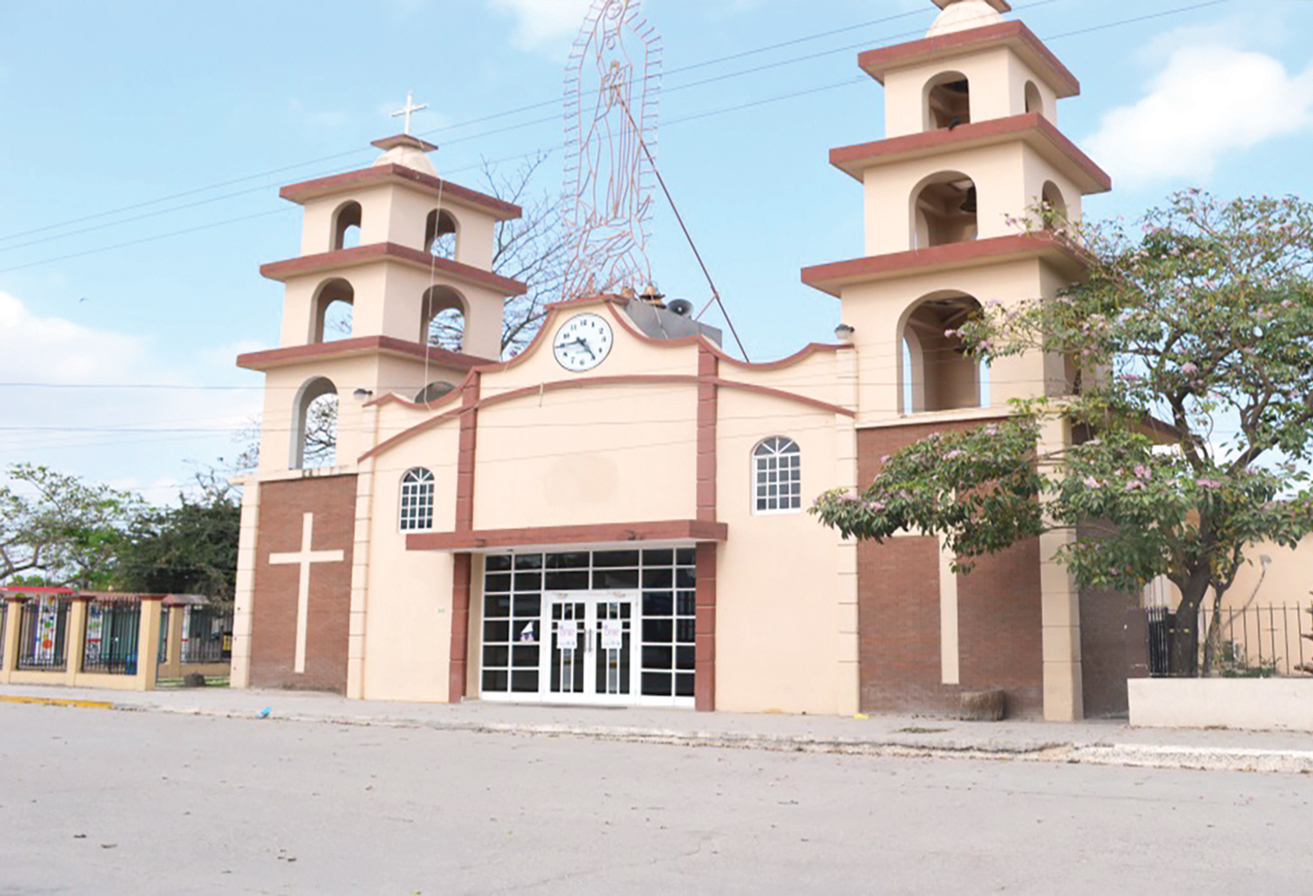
[1083,476,1102,489]
[1126,480,1146,491]
[1196,478,1222,489]
[945,449,965,460]
[1180,363,1198,375]
[1283,299,1295,309]
[944,328,958,338]
[880,455,892,465]
[1134,464,1152,480]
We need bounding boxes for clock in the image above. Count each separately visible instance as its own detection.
[552,312,614,372]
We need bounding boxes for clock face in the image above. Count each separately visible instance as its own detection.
[552,312,614,372]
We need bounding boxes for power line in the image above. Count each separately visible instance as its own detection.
[0,0,1218,272]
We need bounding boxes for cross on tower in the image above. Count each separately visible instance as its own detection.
[269,512,345,675]
[391,90,428,135]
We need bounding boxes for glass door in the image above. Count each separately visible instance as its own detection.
[542,591,637,704]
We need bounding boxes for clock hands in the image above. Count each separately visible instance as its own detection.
[556,336,595,360]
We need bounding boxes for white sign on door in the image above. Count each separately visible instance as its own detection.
[600,618,623,650]
[557,619,578,650]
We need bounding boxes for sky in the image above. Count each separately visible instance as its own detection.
[1,0,1311,504]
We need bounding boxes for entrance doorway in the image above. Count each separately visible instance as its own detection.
[479,548,696,708]
[543,591,637,703]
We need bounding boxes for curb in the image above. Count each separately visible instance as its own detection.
[106,701,1313,774]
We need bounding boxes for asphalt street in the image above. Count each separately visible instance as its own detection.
[1,703,1310,894]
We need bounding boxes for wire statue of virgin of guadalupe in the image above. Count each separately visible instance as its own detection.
[562,0,661,300]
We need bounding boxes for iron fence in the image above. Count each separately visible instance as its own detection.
[1145,604,1313,678]
[81,599,142,675]
[17,598,71,671]
[182,606,232,664]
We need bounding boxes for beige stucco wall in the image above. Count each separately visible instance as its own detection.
[713,390,847,714]
[474,383,698,530]
[1222,537,1313,609]
[357,420,461,702]
[838,257,1055,426]
[862,143,1084,257]
[276,264,504,359]
[882,45,1062,140]
[295,178,498,270]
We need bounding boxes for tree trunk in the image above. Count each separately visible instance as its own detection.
[1170,575,1210,677]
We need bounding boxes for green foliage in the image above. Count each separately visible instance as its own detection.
[112,480,240,608]
[0,464,142,588]
[812,191,1313,676]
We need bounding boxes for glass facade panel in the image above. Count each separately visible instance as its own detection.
[481,548,698,704]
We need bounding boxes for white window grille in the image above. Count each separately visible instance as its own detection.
[753,437,801,513]
[399,468,435,531]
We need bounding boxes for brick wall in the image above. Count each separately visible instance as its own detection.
[250,474,357,693]
[1079,581,1141,717]
[857,420,1044,717]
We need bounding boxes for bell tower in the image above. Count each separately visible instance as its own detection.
[238,129,528,473]
[801,0,1112,721]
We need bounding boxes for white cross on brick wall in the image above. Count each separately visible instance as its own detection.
[268,512,344,675]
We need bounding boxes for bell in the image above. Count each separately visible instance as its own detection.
[960,186,978,214]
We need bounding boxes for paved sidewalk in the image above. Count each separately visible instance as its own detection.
[3,682,1312,774]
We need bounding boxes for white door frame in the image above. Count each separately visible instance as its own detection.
[539,590,639,705]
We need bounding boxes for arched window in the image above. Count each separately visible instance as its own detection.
[901,293,986,414]
[292,377,338,469]
[421,285,467,351]
[312,278,354,343]
[753,437,801,513]
[912,172,978,249]
[425,209,458,260]
[332,201,362,251]
[399,468,435,531]
[925,72,970,131]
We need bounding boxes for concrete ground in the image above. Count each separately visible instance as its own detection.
[1,697,1311,895]
[3,683,1313,773]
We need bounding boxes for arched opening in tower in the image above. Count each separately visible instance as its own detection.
[293,377,338,470]
[1040,181,1067,229]
[901,292,988,414]
[332,201,362,251]
[1024,80,1045,119]
[421,284,467,352]
[425,209,459,261]
[312,278,355,343]
[912,174,979,249]
[926,72,971,131]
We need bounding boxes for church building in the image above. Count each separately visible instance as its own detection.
[232,0,1131,720]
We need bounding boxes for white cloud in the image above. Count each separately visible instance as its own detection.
[0,291,150,384]
[0,292,260,498]
[488,0,592,53]
[1086,44,1313,189]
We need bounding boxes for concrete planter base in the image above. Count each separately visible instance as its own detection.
[1129,678,1313,732]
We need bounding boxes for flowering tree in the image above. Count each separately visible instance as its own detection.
[812,191,1313,677]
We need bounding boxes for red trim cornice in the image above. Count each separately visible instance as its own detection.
[801,232,1085,297]
[260,242,528,296]
[408,519,729,552]
[858,21,1079,98]
[359,373,854,462]
[280,164,522,220]
[830,113,1110,193]
[237,335,492,372]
